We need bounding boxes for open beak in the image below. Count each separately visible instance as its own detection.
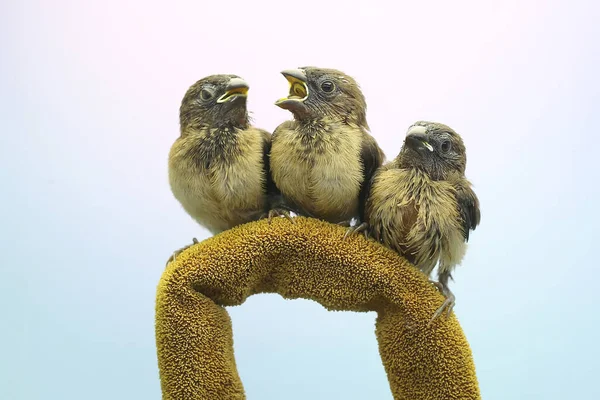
[217,77,249,103]
[275,69,309,110]
[405,125,434,152]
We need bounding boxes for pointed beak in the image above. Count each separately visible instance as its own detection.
[405,126,434,152]
[217,77,249,103]
[275,69,309,111]
[280,69,307,83]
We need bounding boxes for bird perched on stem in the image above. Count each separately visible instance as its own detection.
[167,74,276,263]
[269,66,384,225]
[363,121,480,324]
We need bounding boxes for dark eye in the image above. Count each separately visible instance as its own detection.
[320,80,335,92]
[441,140,451,153]
[200,89,213,101]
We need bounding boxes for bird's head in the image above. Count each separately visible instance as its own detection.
[275,67,368,128]
[397,121,467,179]
[179,74,249,132]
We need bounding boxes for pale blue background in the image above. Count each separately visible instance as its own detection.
[1,0,599,399]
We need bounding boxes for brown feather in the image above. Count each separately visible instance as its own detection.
[169,126,268,234]
[169,74,270,234]
[365,122,480,278]
[271,67,384,223]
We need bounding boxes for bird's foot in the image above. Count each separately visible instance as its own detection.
[343,222,370,240]
[166,238,199,266]
[427,280,456,327]
[267,208,295,224]
[336,220,352,227]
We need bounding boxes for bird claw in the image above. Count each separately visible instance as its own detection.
[427,280,456,327]
[343,222,370,240]
[268,208,295,224]
[166,237,199,266]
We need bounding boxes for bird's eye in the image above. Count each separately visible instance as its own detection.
[441,140,451,153]
[320,80,335,93]
[200,89,213,101]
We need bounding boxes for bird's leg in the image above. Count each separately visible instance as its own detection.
[261,204,296,224]
[267,208,295,223]
[343,222,370,240]
[258,200,296,223]
[166,237,199,266]
[428,271,456,326]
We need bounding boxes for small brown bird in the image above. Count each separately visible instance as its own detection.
[269,67,384,225]
[168,74,275,261]
[364,121,480,323]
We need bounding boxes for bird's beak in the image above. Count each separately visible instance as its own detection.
[405,126,434,152]
[275,69,309,110]
[217,77,249,103]
[280,68,308,84]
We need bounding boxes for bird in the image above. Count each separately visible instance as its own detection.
[269,66,384,226]
[167,74,277,263]
[363,121,481,324]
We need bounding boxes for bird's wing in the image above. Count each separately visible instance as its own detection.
[454,180,481,242]
[358,133,385,222]
[260,124,302,215]
[258,129,280,201]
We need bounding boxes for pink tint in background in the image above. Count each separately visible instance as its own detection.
[1,1,599,399]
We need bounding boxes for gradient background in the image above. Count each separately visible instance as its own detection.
[2,0,599,399]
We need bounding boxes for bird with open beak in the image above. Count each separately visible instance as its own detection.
[269,67,384,225]
[167,74,276,263]
[364,121,481,324]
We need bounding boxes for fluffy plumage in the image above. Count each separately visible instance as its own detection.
[168,74,273,243]
[365,121,481,322]
[270,67,384,224]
